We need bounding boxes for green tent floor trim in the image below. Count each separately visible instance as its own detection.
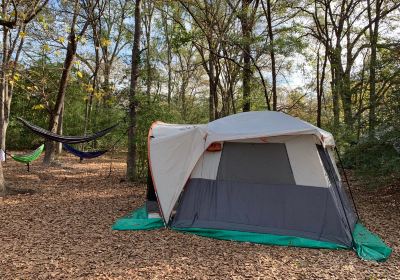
[353,223,392,262]
[172,227,347,250]
[173,223,392,262]
[11,144,44,164]
[112,205,164,231]
[112,207,391,262]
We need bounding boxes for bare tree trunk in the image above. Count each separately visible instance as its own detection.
[0,163,5,194]
[144,1,154,103]
[330,58,340,132]
[43,0,81,165]
[0,26,9,151]
[208,51,216,121]
[367,0,381,138]
[55,104,64,156]
[241,0,252,112]
[263,0,277,111]
[161,5,172,106]
[316,44,327,128]
[84,15,101,137]
[127,0,142,182]
[0,23,5,192]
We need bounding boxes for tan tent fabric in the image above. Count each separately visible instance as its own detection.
[191,151,222,180]
[285,135,329,187]
[149,123,206,221]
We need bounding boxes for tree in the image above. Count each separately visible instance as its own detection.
[43,0,94,164]
[0,0,49,194]
[239,0,258,112]
[300,0,400,133]
[127,0,142,182]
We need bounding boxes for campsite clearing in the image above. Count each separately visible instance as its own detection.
[0,154,399,279]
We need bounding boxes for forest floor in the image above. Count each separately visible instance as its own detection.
[0,154,399,280]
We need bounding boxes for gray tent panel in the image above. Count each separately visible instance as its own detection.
[173,178,353,247]
[216,142,295,185]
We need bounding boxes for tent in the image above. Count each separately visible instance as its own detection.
[114,111,391,261]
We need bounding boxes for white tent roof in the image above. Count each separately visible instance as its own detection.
[148,111,335,223]
[206,111,334,146]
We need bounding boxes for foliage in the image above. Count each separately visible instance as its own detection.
[1,0,400,185]
[343,133,400,187]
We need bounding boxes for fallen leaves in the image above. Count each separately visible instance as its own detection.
[0,154,399,279]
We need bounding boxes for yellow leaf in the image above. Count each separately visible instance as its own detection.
[20,31,26,38]
[58,37,65,44]
[80,37,87,44]
[85,84,94,92]
[100,37,111,47]
[32,104,45,110]
[76,71,83,78]
[42,44,50,52]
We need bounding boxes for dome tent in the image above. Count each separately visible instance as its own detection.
[114,111,391,262]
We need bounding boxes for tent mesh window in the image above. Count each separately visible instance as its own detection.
[216,142,295,185]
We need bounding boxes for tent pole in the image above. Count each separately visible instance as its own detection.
[319,146,356,249]
[334,147,360,221]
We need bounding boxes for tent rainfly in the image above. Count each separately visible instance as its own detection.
[114,111,392,262]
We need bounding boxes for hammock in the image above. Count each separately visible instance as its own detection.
[10,144,44,171]
[63,144,108,160]
[18,117,118,144]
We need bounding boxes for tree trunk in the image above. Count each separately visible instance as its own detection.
[264,0,277,111]
[341,72,353,129]
[367,0,381,138]
[84,21,101,137]
[208,51,216,121]
[0,1,7,193]
[43,0,79,165]
[127,0,142,182]
[144,3,153,103]
[55,104,64,156]
[241,0,252,112]
[316,44,327,128]
[161,6,172,106]
[0,26,9,151]
[0,162,5,194]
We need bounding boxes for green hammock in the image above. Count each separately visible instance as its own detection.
[11,144,44,170]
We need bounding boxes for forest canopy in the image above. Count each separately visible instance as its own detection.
[0,0,399,187]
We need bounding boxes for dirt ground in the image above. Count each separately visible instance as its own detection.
[0,154,399,280]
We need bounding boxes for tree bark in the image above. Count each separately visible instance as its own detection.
[264,0,277,111]
[43,0,81,165]
[55,104,64,156]
[161,6,172,106]
[0,26,9,151]
[144,1,154,103]
[240,0,252,112]
[126,0,142,182]
[367,0,381,138]
[0,161,4,194]
[316,44,327,128]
